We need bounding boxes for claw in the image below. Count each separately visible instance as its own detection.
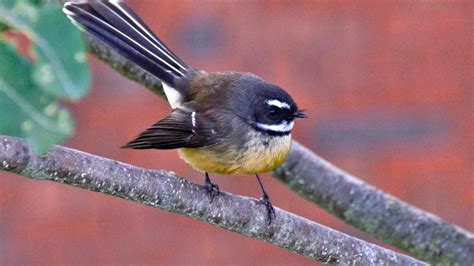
[255,174,276,225]
[258,193,276,225]
[205,180,220,202]
[204,172,220,202]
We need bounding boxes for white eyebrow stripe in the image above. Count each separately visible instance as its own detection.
[256,121,294,133]
[266,99,291,109]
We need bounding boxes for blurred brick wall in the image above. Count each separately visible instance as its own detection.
[1,1,472,265]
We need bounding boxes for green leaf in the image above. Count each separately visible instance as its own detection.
[0,22,9,32]
[0,0,90,100]
[28,0,44,6]
[0,39,74,153]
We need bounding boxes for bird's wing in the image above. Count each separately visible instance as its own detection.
[122,104,220,150]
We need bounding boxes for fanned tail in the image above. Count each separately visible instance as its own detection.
[63,0,189,87]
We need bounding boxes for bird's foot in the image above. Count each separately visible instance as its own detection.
[205,173,220,202]
[258,192,276,225]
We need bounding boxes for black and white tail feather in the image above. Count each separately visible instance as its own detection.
[63,0,188,108]
[64,1,218,150]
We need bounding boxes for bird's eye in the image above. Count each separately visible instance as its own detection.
[268,108,278,117]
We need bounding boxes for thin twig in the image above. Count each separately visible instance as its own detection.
[0,136,425,265]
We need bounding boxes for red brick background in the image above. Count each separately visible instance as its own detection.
[1,1,472,264]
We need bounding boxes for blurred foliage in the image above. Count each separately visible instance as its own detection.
[0,0,90,152]
[0,22,9,31]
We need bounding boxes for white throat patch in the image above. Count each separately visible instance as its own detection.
[266,99,291,110]
[256,120,294,133]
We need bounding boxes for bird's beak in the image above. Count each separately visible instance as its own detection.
[292,111,307,119]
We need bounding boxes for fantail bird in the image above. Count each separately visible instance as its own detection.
[63,0,306,224]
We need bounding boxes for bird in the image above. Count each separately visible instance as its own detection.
[63,0,306,224]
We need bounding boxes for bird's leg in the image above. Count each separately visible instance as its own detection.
[255,174,276,225]
[204,172,220,202]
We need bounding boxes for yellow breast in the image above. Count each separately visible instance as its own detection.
[179,133,291,175]
[237,133,291,174]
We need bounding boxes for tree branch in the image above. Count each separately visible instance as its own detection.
[273,143,474,264]
[0,136,425,265]
[76,31,474,264]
